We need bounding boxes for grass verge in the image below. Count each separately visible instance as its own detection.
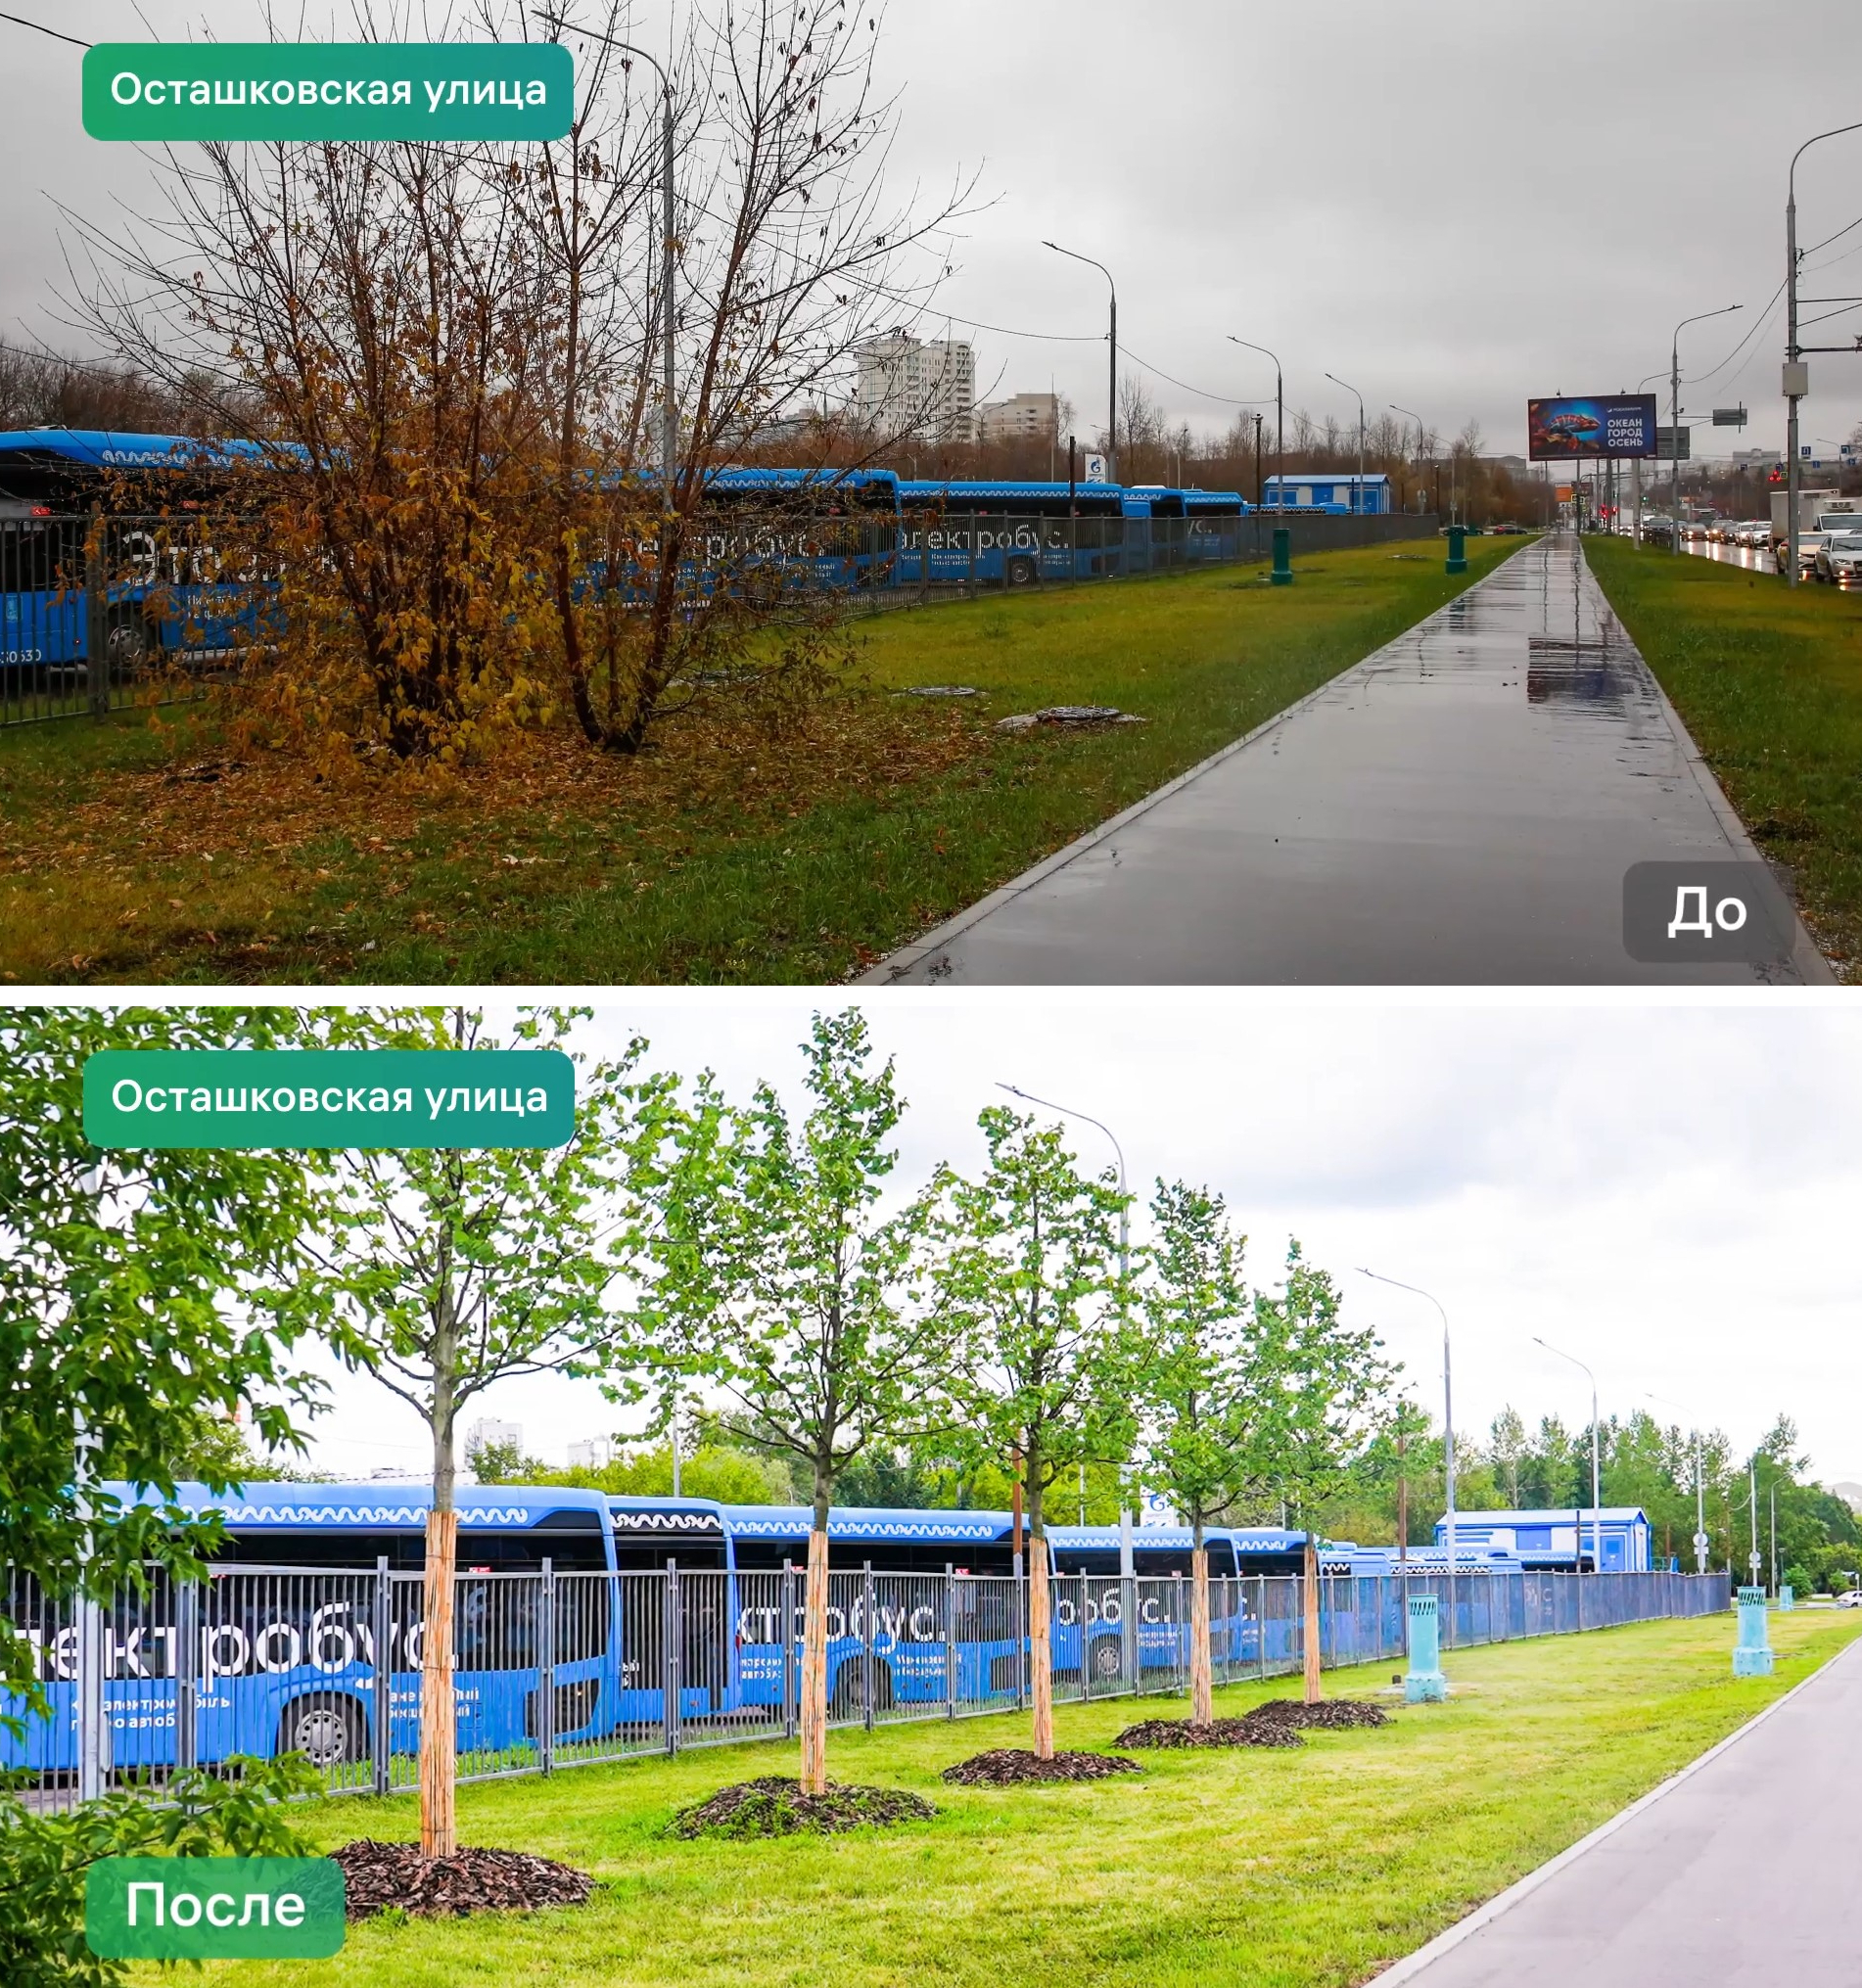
[1584,537,1862,978]
[1,536,1521,984]
[146,1607,1860,1988]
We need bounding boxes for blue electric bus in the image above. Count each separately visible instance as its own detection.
[0,1482,625,1780]
[0,429,273,677]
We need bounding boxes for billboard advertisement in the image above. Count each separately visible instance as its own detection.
[1526,394,1657,460]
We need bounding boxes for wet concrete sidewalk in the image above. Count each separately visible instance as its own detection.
[1377,1631,1862,1988]
[867,535,1829,984]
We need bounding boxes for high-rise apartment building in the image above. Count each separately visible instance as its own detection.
[976,392,1059,445]
[854,330,975,442]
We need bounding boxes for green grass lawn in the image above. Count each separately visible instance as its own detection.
[0,536,1521,985]
[155,1607,1859,1988]
[1583,538,1862,978]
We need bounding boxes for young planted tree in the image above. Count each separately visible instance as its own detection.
[933,1109,1134,1761]
[1135,1180,1275,1727]
[1253,1246,1394,1704]
[627,1010,949,1795]
[303,1006,666,1858]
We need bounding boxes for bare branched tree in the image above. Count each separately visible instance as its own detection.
[65,0,978,764]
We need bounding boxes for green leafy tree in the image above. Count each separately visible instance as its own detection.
[0,1760,321,1988]
[1253,1247,1394,1703]
[0,1007,333,1706]
[1135,1180,1275,1725]
[0,1006,334,1987]
[302,1004,667,1857]
[1489,1406,1527,1508]
[626,1011,952,1795]
[932,1108,1135,1761]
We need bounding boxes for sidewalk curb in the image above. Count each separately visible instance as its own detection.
[1367,1628,1862,1985]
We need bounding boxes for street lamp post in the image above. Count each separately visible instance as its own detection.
[1358,1272,1454,1578]
[1535,1337,1602,1574]
[1748,1457,1762,1587]
[1327,373,1366,514]
[998,1080,1133,1667]
[1230,338,1283,513]
[542,17,678,506]
[1788,122,1862,587]
[1045,244,1117,484]
[1391,404,1425,515]
[1668,305,1742,555]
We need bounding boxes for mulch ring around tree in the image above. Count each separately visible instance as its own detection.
[331,1839,594,1919]
[668,1777,938,1840]
[940,1748,1143,1785]
[1113,1715,1304,1749]
[1245,1696,1391,1733]
[1115,1698,1392,1750]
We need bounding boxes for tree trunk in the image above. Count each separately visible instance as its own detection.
[1028,1537,1053,1760]
[1027,1466,1053,1760]
[419,1504,458,1857]
[420,1159,460,1860]
[1189,1535,1213,1727]
[799,1525,830,1795]
[1302,1529,1322,1705]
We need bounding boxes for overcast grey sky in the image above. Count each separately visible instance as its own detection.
[279,994,1862,1498]
[6,1,1862,462]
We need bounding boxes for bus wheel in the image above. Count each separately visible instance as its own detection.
[103,614,153,675]
[831,1661,893,1717]
[278,1696,363,1771]
[1005,555,1036,588]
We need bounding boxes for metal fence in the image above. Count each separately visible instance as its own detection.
[2,1561,1728,1811]
[0,512,264,728]
[1,507,1447,729]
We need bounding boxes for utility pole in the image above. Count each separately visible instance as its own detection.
[1785,124,1862,585]
[546,20,679,513]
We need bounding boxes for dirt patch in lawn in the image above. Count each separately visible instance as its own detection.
[332,1839,594,1919]
[940,1748,1142,1785]
[668,1777,937,1839]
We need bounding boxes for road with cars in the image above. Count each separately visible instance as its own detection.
[1377,1628,1862,1988]
[867,533,1831,986]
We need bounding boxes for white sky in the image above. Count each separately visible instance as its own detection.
[5,1,1862,460]
[270,992,1862,1492]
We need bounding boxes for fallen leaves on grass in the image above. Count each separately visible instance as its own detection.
[331,1839,593,1919]
[668,1777,936,1839]
[940,1748,1142,1785]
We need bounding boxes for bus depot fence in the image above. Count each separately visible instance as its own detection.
[1,508,1444,731]
[0,513,264,728]
[4,1562,1728,1811]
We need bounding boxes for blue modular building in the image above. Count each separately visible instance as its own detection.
[1435,1507,1653,1574]
[1261,471,1392,514]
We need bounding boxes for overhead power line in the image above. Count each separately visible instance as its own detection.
[0,10,91,46]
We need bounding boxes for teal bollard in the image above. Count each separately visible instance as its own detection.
[1779,1585,1794,1611]
[1271,526,1293,585]
[1405,1593,1447,1702]
[1733,1585,1773,1676]
[1445,525,1467,575]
